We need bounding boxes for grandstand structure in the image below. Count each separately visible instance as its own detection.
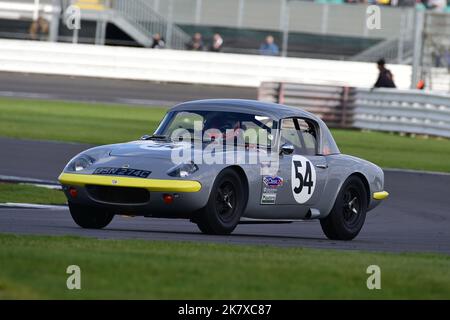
[0,0,190,48]
[0,0,449,91]
[68,0,191,48]
[0,0,418,56]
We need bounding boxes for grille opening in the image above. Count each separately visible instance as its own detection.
[86,185,150,204]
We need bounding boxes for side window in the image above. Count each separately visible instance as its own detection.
[280,118,302,153]
[296,119,318,156]
[280,118,319,155]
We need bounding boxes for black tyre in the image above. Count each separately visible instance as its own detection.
[320,176,368,240]
[69,202,114,229]
[195,169,246,235]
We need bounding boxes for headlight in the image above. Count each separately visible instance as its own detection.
[167,162,199,177]
[65,148,111,172]
[67,155,96,172]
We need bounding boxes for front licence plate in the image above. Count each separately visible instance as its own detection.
[93,167,151,178]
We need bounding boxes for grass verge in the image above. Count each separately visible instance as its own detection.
[332,129,450,173]
[0,98,167,145]
[0,234,449,299]
[0,183,66,205]
[1,97,450,172]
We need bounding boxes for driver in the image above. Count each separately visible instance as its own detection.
[203,114,243,140]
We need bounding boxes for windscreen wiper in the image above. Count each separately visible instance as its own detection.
[140,134,170,141]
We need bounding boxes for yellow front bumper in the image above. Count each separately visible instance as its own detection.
[373,191,389,200]
[58,173,202,193]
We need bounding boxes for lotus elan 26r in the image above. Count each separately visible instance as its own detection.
[59,99,388,240]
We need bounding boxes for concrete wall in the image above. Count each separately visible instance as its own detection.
[0,39,412,89]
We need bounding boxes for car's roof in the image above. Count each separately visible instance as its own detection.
[170,99,319,121]
[169,99,340,154]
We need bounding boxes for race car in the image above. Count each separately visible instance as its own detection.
[58,99,388,240]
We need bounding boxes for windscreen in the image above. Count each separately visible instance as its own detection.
[155,110,275,148]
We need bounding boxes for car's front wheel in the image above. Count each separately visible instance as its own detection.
[320,176,368,240]
[195,169,246,235]
[69,203,114,229]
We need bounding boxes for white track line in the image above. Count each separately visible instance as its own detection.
[384,168,450,177]
[0,175,60,187]
[0,203,67,210]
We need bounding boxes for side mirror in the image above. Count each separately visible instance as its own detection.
[280,143,294,155]
[140,134,151,140]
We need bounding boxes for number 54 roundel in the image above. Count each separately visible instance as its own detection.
[291,155,316,204]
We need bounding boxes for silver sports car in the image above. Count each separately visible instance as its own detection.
[59,99,388,240]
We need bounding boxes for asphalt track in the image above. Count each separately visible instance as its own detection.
[0,72,256,106]
[0,137,449,254]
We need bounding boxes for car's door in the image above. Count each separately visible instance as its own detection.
[274,117,328,207]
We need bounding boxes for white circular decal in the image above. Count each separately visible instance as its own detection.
[291,155,316,204]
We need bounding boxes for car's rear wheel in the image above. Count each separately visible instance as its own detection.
[320,176,368,240]
[195,169,246,235]
[69,202,114,229]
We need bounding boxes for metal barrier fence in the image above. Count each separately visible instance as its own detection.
[258,82,355,128]
[353,88,450,138]
[259,82,450,138]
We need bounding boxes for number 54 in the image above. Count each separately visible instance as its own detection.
[293,160,314,195]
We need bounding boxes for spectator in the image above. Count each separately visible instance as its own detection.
[151,33,165,49]
[29,17,49,41]
[186,32,204,51]
[373,58,396,88]
[259,35,279,56]
[209,33,224,52]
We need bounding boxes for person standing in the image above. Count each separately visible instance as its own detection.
[373,58,396,88]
